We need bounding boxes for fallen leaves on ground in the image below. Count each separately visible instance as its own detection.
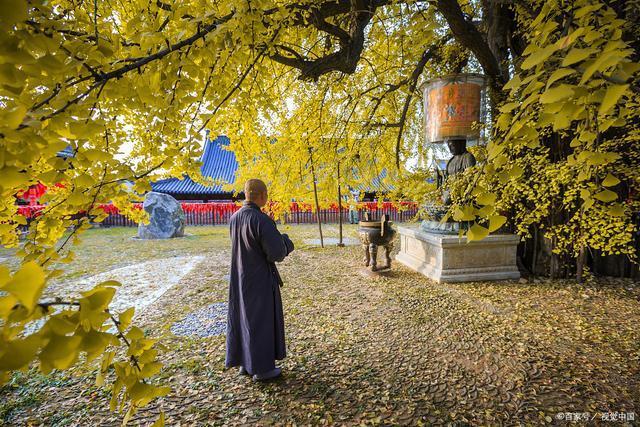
[1,225,638,425]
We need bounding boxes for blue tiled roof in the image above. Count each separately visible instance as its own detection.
[57,145,75,158]
[354,169,393,193]
[151,135,238,195]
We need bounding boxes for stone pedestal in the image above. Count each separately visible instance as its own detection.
[396,225,520,283]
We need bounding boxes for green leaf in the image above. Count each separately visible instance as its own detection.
[467,223,489,242]
[476,205,494,217]
[594,189,617,202]
[45,315,78,336]
[452,205,476,222]
[598,84,628,116]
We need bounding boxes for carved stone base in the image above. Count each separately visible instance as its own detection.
[420,220,465,234]
[395,225,520,283]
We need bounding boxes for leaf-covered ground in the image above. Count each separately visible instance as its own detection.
[1,224,639,425]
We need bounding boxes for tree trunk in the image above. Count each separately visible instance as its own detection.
[337,161,344,247]
[576,245,586,283]
[308,148,324,248]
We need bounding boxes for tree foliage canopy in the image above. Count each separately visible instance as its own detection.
[0,0,638,422]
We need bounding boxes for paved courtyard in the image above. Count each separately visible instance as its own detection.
[1,225,638,425]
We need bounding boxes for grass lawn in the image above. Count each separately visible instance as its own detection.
[1,224,639,425]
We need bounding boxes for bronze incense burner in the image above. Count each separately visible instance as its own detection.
[358,213,396,271]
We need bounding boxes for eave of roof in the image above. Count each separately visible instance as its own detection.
[151,135,238,195]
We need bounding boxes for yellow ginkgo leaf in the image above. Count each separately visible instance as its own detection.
[151,412,165,427]
[488,215,507,232]
[4,105,27,129]
[594,189,617,202]
[602,173,620,187]
[521,44,558,70]
[561,48,596,66]
[0,335,41,370]
[1,261,46,312]
[39,335,82,373]
[546,68,576,88]
[467,223,489,242]
[118,307,135,332]
[539,85,575,104]
[0,0,27,25]
[598,84,629,116]
[476,192,497,206]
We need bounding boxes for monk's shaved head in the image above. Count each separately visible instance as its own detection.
[244,179,268,204]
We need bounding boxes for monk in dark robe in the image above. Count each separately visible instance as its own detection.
[226,179,294,381]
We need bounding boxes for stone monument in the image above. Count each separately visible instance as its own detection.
[395,73,520,283]
[137,192,185,239]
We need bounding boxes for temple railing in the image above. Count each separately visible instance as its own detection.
[16,201,419,226]
[100,201,419,226]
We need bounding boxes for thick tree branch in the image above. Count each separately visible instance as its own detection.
[269,0,382,80]
[395,42,445,168]
[434,0,506,87]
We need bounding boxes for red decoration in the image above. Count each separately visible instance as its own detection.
[16,201,418,223]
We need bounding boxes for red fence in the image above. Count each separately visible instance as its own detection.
[17,201,419,226]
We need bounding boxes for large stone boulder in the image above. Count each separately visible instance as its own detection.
[137,192,185,239]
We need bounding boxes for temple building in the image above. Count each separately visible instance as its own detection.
[150,133,388,202]
[151,134,239,201]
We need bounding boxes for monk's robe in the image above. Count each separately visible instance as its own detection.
[225,201,294,375]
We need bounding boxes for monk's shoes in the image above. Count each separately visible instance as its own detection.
[253,367,282,382]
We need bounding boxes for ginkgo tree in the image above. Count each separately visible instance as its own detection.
[0,0,639,423]
[446,0,640,279]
